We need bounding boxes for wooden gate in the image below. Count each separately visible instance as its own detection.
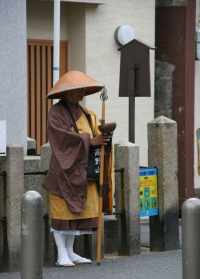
[27,39,68,153]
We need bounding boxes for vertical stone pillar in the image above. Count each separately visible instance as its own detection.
[115,143,140,255]
[148,116,179,251]
[155,60,175,119]
[40,143,55,265]
[6,146,24,268]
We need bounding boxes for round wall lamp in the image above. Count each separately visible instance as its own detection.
[114,25,136,47]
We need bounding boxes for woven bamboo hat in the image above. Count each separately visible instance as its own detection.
[47,70,104,99]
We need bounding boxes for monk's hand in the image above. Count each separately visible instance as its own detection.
[90,135,110,146]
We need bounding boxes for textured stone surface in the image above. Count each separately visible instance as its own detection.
[6,146,24,269]
[24,156,48,215]
[40,143,52,172]
[148,116,179,251]
[155,61,175,119]
[27,137,36,155]
[115,143,140,255]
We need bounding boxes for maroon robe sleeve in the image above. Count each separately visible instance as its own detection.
[46,103,91,214]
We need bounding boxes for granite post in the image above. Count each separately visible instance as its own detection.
[6,146,24,268]
[40,143,55,265]
[148,116,179,251]
[115,143,140,255]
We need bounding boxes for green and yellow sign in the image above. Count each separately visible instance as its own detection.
[139,167,159,217]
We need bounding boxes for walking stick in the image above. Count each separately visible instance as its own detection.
[96,88,108,264]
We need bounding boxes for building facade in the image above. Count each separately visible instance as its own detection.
[27,0,155,165]
[1,0,200,203]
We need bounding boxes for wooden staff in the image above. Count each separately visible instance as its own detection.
[96,88,108,264]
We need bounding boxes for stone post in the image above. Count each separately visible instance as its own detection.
[148,116,179,251]
[6,146,24,268]
[40,143,54,265]
[155,60,175,119]
[115,143,140,255]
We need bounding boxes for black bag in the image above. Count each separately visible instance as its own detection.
[87,145,100,181]
[63,102,100,181]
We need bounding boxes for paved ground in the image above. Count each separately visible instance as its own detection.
[0,250,182,279]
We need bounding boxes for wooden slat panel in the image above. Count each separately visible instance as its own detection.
[42,45,47,146]
[60,42,68,76]
[47,45,53,113]
[27,40,68,153]
[36,45,41,153]
[30,45,36,139]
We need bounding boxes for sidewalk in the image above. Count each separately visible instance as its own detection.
[0,250,182,279]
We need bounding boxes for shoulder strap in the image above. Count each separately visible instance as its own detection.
[61,101,95,136]
[79,106,96,137]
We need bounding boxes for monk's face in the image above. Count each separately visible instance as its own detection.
[63,90,85,104]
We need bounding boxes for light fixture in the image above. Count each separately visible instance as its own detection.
[114,25,136,47]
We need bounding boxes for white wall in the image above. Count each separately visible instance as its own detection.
[84,0,155,165]
[0,0,27,149]
[27,0,68,40]
[67,5,86,71]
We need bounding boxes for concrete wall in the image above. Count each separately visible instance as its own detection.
[84,0,155,164]
[67,5,86,71]
[27,0,69,40]
[0,0,27,149]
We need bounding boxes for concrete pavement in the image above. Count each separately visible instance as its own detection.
[0,250,182,279]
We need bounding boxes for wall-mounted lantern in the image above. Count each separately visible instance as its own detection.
[115,33,154,142]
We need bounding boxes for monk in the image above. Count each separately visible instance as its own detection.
[45,71,113,266]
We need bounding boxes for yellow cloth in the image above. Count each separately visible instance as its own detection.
[49,110,99,220]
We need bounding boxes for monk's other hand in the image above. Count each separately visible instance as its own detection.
[90,135,110,146]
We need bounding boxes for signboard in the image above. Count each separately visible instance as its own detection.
[197,129,200,175]
[139,167,159,217]
[0,121,6,156]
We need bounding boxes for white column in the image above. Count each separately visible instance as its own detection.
[53,0,61,85]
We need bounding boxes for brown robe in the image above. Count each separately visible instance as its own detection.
[45,101,91,213]
[45,100,100,230]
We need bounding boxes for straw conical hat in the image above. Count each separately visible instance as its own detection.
[47,71,104,99]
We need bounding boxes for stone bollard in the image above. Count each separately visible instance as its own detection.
[115,143,140,255]
[148,116,179,251]
[21,191,44,279]
[182,198,200,279]
[6,145,24,269]
[40,143,55,265]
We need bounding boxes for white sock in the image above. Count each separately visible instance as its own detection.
[66,235,92,264]
[53,231,75,266]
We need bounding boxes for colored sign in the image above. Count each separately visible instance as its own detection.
[197,129,200,175]
[0,121,6,156]
[139,167,159,217]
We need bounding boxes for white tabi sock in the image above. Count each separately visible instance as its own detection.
[53,231,75,266]
[66,235,92,264]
